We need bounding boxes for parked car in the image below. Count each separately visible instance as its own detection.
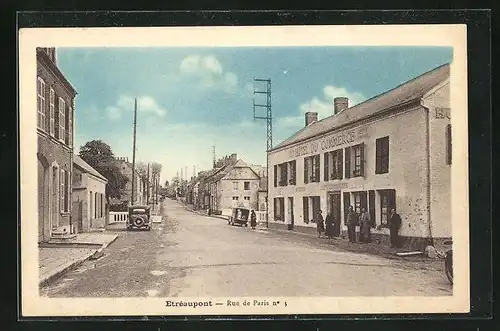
[127,205,151,231]
[228,207,250,227]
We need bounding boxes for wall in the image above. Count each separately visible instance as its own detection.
[72,168,107,232]
[268,105,439,243]
[37,51,76,242]
[423,81,452,239]
[215,167,260,211]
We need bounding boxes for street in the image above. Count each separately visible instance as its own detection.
[40,199,452,298]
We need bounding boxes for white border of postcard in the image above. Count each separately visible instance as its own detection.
[19,24,469,316]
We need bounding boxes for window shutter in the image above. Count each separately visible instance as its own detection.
[368,190,375,226]
[60,169,65,212]
[283,162,288,186]
[345,147,351,179]
[303,197,309,223]
[343,192,350,225]
[273,165,277,187]
[360,143,365,177]
[375,138,381,174]
[304,158,309,184]
[338,149,344,180]
[54,96,60,139]
[324,152,329,181]
[446,124,452,165]
[315,155,320,182]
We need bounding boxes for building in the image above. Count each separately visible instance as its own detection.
[111,157,145,206]
[268,63,452,250]
[72,155,108,232]
[206,154,262,212]
[257,176,268,212]
[37,47,78,243]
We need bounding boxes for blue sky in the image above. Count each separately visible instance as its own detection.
[56,46,453,183]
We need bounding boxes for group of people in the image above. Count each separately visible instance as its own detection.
[315,206,402,248]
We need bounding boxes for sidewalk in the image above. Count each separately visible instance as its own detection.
[39,232,118,287]
[265,227,445,271]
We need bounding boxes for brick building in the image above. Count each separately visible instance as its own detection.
[37,47,78,243]
[268,63,452,250]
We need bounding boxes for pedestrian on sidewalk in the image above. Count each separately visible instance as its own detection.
[359,207,372,243]
[316,210,325,238]
[250,210,257,230]
[388,208,402,248]
[346,206,358,243]
[325,211,335,242]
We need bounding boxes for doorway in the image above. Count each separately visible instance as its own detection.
[287,197,294,230]
[328,192,341,237]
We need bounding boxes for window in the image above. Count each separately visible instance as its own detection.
[379,189,396,225]
[302,197,309,223]
[274,197,284,221]
[65,171,70,212]
[345,143,365,178]
[232,196,239,200]
[273,165,277,187]
[277,162,288,186]
[37,77,46,131]
[233,182,238,190]
[95,192,98,218]
[58,97,66,143]
[324,149,343,181]
[244,196,250,201]
[244,181,250,190]
[446,124,452,165]
[304,154,320,183]
[375,136,390,174]
[49,88,55,136]
[352,191,367,214]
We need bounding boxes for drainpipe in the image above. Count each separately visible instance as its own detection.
[422,103,434,246]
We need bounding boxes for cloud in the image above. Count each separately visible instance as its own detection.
[106,95,167,120]
[278,85,366,129]
[179,54,239,94]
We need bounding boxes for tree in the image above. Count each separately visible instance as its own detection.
[79,140,129,204]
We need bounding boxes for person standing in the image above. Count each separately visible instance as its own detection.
[359,207,372,243]
[346,206,358,243]
[316,210,325,238]
[250,210,257,230]
[388,208,402,248]
[325,211,335,241]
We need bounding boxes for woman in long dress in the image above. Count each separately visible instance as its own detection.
[359,208,371,243]
[316,210,325,238]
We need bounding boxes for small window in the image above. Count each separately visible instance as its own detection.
[232,196,239,200]
[37,77,46,131]
[244,196,250,201]
[233,182,239,190]
[244,181,250,190]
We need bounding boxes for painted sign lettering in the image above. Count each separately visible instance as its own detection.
[435,107,451,119]
[288,129,358,158]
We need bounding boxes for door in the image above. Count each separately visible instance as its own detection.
[343,192,350,227]
[328,192,341,237]
[73,200,83,233]
[38,160,45,242]
[288,197,294,229]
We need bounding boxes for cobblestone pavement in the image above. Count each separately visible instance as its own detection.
[40,199,452,297]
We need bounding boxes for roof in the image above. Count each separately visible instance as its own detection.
[204,158,260,183]
[272,63,450,151]
[74,155,108,182]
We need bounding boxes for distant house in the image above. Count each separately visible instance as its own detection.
[72,155,108,232]
[257,176,268,212]
[111,157,145,206]
[206,154,261,212]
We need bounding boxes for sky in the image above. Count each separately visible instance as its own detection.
[56,46,453,184]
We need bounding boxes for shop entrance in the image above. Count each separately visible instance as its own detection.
[287,197,294,230]
[327,191,341,237]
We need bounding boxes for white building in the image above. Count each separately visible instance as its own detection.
[72,155,108,231]
[268,63,452,250]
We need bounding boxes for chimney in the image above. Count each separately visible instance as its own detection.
[333,97,349,114]
[305,112,318,126]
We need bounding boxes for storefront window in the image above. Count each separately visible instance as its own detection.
[379,189,396,225]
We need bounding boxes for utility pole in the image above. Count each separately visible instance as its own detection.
[253,78,272,229]
[212,145,216,168]
[131,97,138,205]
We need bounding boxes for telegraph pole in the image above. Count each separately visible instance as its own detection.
[146,163,150,205]
[212,145,216,168]
[253,78,272,229]
[131,97,138,205]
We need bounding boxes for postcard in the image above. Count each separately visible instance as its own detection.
[19,24,469,317]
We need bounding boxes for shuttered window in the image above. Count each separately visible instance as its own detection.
[375,136,390,174]
[37,77,46,131]
[58,97,66,143]
[446,124,452,165]
[49,88,55,136]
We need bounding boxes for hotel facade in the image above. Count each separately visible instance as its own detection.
[268,63,452,250]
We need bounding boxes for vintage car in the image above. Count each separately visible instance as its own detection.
[228,207,250,227]
[127,205,152,231]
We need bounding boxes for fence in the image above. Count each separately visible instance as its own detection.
[255,211,267,223]
[109,211,128,224]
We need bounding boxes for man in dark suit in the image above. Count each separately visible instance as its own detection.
[388,208,402,248]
